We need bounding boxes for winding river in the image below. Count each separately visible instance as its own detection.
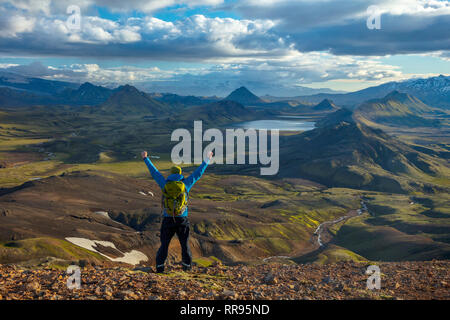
[261,199,369,261]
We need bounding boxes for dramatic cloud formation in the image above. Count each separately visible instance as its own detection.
[235,0,450,55]
[0,13,280,59]
[0,0,224,14]
[0,0,448,94]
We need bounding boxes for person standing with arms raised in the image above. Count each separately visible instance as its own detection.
[141,150,213,273]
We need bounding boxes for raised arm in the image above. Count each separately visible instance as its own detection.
[183,151,213,192]
[142,151,166,189]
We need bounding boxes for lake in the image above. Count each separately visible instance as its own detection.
[233,118,316,131]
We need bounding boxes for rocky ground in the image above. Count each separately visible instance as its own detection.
[0,261,448,300]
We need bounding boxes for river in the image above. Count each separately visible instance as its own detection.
[261,199,369,261]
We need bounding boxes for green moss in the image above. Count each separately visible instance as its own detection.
[294,244,367,265]
[0,237,107,264]
[193,256,221,267]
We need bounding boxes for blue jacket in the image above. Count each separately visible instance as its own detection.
[144,157,210,217]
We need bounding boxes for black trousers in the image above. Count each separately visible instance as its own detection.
[156,216,192,268]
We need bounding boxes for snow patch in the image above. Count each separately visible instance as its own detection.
[65,237,148,265]
[94,211,110,219]
[139,190,154,196]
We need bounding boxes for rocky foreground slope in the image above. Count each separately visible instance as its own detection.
[0,261,448,300]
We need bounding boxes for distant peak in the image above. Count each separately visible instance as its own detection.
[229,87,257,97]
[117,84,139,92]
[315,98,337,110]
[384,90,408,99]
[319,98,333,104]
[225,86,263,105]
[79,82,96,89]
[233,86,252,93]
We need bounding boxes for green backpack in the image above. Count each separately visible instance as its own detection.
[162,180,188,217]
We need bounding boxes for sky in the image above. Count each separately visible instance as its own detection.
[0,0,449,96]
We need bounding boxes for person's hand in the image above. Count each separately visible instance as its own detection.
[207,151,213,160]
[141,151,148,159]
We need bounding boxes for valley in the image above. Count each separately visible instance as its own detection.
[0,79,449,274]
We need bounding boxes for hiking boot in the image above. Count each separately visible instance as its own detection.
[156,265,165,273]
[182,263,191,272]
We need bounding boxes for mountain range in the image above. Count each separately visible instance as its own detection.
[223,87,342,114]
[224,86,266,105]
[57,82,114,106]
[314,91,443,129]
[98,85,169,115]
[279,120,446,194]
[150,92,219,107]
[1,71,448,112]
[0,71,78,95]
[354,91,441,128]
[177,100,265,124]
[297,75,450,110]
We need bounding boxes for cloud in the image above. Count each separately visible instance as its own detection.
[429,50,450,62]
[0,0,224,15]
[0,14,35,37]
[0,55,410,96]
[0,63,19,68]
[0,12,280,60]
[0,0,447,59]
[94,0,224,13]
[2,61,83,78]
[1,0,52,15]
[235,0,450,55]
[0,0,447,94]
[0,61,170,86]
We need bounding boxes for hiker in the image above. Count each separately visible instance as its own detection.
[141,150,213,273]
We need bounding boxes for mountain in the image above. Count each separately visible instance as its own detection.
[150,92,219,107]
[178,100,262,124]
[0,82,113,108]
[315,108,354,127]
[244,97,338,113]
[139,78,345,97]
[279,121,448,193]
[0,71,78,95]
[354,91,440,127]
[366,90,435,114]
[261,89,347,102]
[397,75,450,109]
[224,87,265,105]
[56,82,113,106]
[313,99,339,112]
[99,85,169,115]
[277,98,338,114]
[298,75,450,109]
[0,87,57,108]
